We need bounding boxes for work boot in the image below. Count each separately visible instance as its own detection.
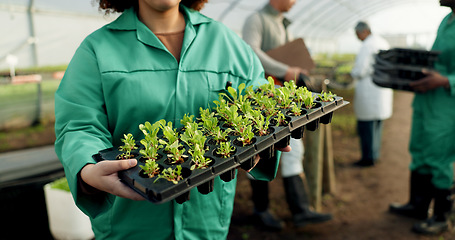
[412,188,452,235]
[249,179,284,230]
[389,171,433,220]
[283,175,332,227]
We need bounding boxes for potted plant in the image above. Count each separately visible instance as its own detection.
[215,141,236,158]
[44,177,94,240]
[118,133,137,159]
[154,165,184,184]
[140,160,161,178]
[139,121,163,161]
[317,90,337,102]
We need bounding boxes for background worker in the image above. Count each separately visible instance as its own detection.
[242,0,332,230]
[350,21,393,167]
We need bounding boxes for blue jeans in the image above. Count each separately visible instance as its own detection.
[357,120,384,161]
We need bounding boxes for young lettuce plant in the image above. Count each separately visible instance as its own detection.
[221,83,247,109]
[303,91,316,109]
[180,113,195,129]
[166,140,187,164]
[140,160,160,178]
[237,124,255,146]
[318,90,337,102]
[283,80,298,98]
[158,120,179,153]
[290,102,303,116]
[139,121,163,160]
[259,76,276,97]
[216,141,235,158]
[247,109,272,136]
[275,87,293,109]
[189,144,212,170]
[275,111,288,127]
[211,126,232,144]
[154,165,183,184]
[199,107,219,136]
[118,133,137,159]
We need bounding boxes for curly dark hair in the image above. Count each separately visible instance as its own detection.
[95,0,208,14]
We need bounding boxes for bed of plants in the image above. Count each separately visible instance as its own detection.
[92,77,348,204]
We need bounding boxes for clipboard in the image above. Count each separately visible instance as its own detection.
[266,38,315,71]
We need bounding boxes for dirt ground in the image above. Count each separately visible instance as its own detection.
[227,91,455,240]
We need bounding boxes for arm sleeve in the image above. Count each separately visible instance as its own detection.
[54,38,115,218]
[242,14,288,78]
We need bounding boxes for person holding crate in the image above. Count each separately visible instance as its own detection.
[389,0,455,235]
[53,0,290,239]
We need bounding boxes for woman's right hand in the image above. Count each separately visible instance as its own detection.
[80,159,145,201]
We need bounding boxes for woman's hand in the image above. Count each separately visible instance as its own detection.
[80,159,145,201]
[409,69,450,93]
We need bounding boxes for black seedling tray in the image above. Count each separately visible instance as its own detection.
[374,58,426,81]
[373,68,414,92]
[377,48,439,67]
[92,95,348,204]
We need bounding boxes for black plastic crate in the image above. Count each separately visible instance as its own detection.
[377,48,440,67]
[372,68,414,92]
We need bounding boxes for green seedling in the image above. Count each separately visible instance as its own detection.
[318,90,337,102]
[140,160,160,178]
[216,141,235,158]
[118,133,137,159]
[154,165,183,184]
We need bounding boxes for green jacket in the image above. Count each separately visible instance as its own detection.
[410,13,455,189]
[55,6,279,240]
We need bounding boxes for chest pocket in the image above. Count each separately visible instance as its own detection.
[207,72,251,108]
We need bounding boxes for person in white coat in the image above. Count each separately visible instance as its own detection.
[351,21,393,167]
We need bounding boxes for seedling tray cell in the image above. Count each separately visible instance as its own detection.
[92,87,348,204]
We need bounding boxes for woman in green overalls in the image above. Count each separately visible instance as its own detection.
[54,1,289,239]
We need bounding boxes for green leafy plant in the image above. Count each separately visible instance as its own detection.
[199,107,219,136]
[259,76,276,97]
[318,90,337,102]
[247,109,272,136]
[303,92,316,109]
[211,126,232,144]
[283,80,298,98]
[118,133,137,159]
[221,83,247,109]
[237,124,254,146]
[166,140,187,164]
[290,102,303,116]
[158,120,179,153]
[140,160,160,178]
[180,113,195,129]
[275,87,293,109]
[275,111,288,127]
[139,121,163,160]
[154,165,183,184]
[181,122,207,150]
[216,141,235,158]
[295,87,316,109]
[189,144,212,170]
